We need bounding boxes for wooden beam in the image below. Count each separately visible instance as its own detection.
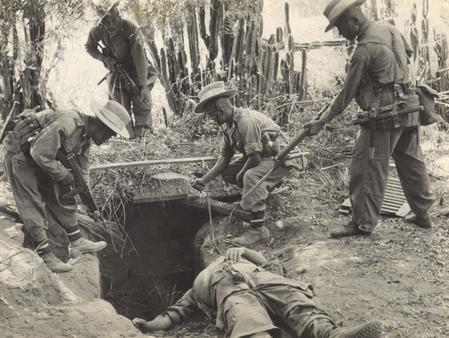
[180,196,252,221]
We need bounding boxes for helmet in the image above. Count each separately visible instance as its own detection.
[90,100,133,139]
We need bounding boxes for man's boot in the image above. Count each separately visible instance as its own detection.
[232,226,270,246]
[330,321,383,338]
[309,319,382,338]
[404,213,432,228]
[40,252,73,273]
[330,222,371,239]
[69,237,107,258]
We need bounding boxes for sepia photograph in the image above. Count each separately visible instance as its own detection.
[0,0,448,337]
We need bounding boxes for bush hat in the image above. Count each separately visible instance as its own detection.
[324,0,366,32]
[195,81,238,114]
[94,0,120,25]
[90,100,133,139]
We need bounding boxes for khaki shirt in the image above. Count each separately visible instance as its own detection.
[222,108,281,158]
[85,19,156,86]
[330,20,412,113]
[30,109,91,182]
[165,258,313,330]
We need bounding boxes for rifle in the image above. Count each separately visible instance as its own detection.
[57,131,101,220]
[242,103,331,199]
[97,49,153,109]
[352,105,423,125]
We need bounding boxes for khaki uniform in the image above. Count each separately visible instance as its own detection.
[165,258,333,338]
[86,19,156,129]
[329,20,434,232]
[221,108,291,214]
[3,109,90,250]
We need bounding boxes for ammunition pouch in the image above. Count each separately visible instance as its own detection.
[261,130,281,157]
[355,93,421,129]
[413,84,440,125]
[3,112,42,154]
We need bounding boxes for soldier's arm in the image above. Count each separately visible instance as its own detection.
[133,289,197,332]
[30,117,76,183]
[85,27,104,61]
[126,21,149,86]
[226,247,268,266]
[320,45,371,124]
[198,135,234,185]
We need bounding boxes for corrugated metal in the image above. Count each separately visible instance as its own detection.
[339,176,410,217]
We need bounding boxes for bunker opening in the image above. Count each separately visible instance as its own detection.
[97,174,241,320]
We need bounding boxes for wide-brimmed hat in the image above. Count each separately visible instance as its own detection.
[93,0,120,25]
[324,0,366,32]
[90,100,133,139]
[194,81,238,114]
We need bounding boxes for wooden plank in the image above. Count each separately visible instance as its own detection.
[180,196,253,221]
[90,155,226,172]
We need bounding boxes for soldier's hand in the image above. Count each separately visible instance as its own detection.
[132,315,174,332]
[140,86,151,104]
[226,247,246,262]
[191,178,206,191]
[61,172,75,186]
[102,56,117,71]
[303,120,325,136]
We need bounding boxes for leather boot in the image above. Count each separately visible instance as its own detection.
[330,222,371,239]
[404,213,432,228]
[330,321,383,338]
[40,252,73,273]
[69,237,107,258]
[232,226,270,246]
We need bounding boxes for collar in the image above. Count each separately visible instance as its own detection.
[357,19,372,42]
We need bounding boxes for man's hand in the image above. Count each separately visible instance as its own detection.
[132,314,174,333]
[236,171,244,188]
[140,86,151,103]
[61,172,75,186]
[303,120,325,136]
[191,178,206,191]
[226,247,246,262]
[102,55,117,71]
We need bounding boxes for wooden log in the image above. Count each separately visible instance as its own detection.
[181,196,253,221]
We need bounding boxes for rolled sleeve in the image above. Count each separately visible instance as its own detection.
[330,45,371,115]
[166,289,198,322]
[238,117,263,155]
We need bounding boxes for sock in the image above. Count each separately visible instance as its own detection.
[66,226,82,242]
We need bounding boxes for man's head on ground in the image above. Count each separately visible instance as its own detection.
[89,100,133,145]
[195,81,237,126]
[324,0,367,40]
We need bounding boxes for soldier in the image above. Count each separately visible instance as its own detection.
[192,81,300,246]
[304,0,434,237]
[86,1,157,138]
[133,246,383,338]
[3,100,133,272]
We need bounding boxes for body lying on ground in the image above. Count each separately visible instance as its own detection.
[133,247,383,338]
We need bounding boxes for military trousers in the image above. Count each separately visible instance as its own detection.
[350,126,434,232]
[3,151,80,248]
[222,157,289,213]
[108,73,153,129]
[223,285,332,338]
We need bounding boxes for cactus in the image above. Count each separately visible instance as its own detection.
[186,7,200,73]
[221,14,234,70]
[208,0,222,61]
[420,0,430,71]
[299,48,307,100]
[284,2,291,36]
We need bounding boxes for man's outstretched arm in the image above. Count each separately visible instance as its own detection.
[132,289,197,333]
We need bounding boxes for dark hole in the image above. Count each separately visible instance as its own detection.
[99,200,209,319]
